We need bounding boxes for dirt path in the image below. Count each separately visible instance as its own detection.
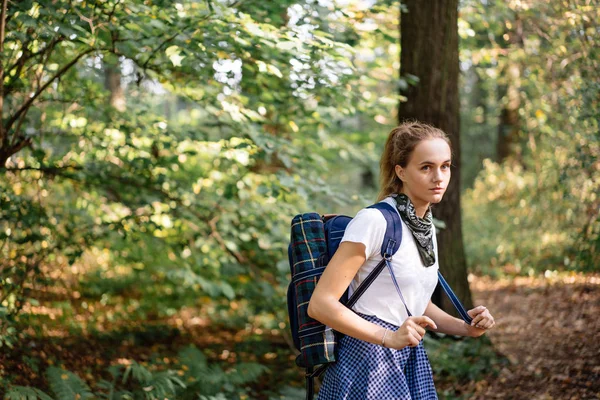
[467,273,600,400]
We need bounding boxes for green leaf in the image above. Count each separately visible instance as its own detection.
[5,386,54,400]
[47,367,93,399]
[165,45,185,67]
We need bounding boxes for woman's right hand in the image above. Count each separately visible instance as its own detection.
[386,316,437,349]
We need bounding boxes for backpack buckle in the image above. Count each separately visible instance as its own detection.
[383,238,396,260]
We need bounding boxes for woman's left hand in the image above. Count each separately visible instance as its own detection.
[467,305,495,337]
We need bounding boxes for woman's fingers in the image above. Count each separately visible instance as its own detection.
[481,319,495,329]
[476,320,492,329]
[411,316,437,330]
[467,305,487,318]
[410,323,426,338]
[469,306,495,328]
[471,313,485,326]
[397,318,429,348]
[395,315,452,349]
[472,310,495,329]
[481,316,495,329]
[407,329,422,347]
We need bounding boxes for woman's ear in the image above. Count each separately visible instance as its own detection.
[395,165,404,182]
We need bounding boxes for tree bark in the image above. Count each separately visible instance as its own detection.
[0,0,9,149]
[104,58,126,112]
[496,74,520,162]
[497,17,523,163]
[398,0,474,314]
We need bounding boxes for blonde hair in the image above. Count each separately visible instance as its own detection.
[377,121,451,201]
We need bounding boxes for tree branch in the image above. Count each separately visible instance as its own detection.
[0,0,9,146]
[10,106,29,147]
[3,164,83,174]
[5,35,59,79]
[107,0,121,22]
[140,31,181,71]
[4,47,96,135]
[0,137,31,167]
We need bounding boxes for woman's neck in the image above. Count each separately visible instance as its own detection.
[414,205,429,219]
[399,191,429,218]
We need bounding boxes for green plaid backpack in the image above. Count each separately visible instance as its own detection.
[286,202,404,399]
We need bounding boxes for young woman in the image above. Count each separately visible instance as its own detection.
[307,121,495,399]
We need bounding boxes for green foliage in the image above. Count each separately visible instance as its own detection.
[47,367,94,399]
[0,310,18,349]
[121,363,186,399]
[5,345,268,400]
[0,5,404,397]
[173,345,268,398]
[425,336,504,383]
[268,385,306,400]
[463,153,597,274]
[460,0,600,273]
[1,0,385,333]
[4,386,54,400]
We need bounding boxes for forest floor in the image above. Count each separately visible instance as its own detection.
[458,273,600,400]
[1,273,599,399]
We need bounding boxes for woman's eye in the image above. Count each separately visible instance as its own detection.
[421,166,430,171]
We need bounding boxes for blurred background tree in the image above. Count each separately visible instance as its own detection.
[460,0,600,274]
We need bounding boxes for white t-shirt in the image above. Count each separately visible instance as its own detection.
[342,197,439,327]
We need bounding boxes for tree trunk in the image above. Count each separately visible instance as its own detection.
[497,17,523,163]
[398,0,474,314]
[496,76,520,162]
[104,58,126,112]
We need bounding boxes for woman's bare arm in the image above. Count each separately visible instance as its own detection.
[307,241,436,349]
[424,301,495,337]
[307,241,388,345]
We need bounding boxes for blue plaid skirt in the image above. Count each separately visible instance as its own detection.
[317,314,437,400]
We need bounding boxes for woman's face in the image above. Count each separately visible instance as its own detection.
[395,138,452,211]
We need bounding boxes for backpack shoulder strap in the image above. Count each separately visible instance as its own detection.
[344,201,403,308]
[367,201,413,317]
[367,201,402,258]
[437,271,473,324]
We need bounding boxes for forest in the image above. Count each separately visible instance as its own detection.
[0,0,598,399]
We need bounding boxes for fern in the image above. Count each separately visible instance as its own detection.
[4,386,54,400]
[7,347,267,400]
[46,367,94,400]
[198,395,228,400]
[120,362,186,399]
[94,365,131,400]
[270,385,306,400]
[191,364,228,394]
[95,378,134,400]
[177,345,208,377]
[177,346,224,395]
[140,371,185,400]
[122,363,152,385]
[175,345,268,397]
[226,362,268,386]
